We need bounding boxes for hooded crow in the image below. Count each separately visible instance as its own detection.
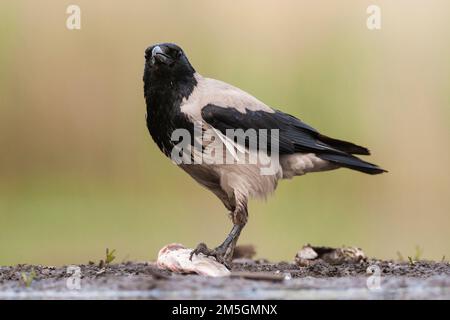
[143,43,386,266]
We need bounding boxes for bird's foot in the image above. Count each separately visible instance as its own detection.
[189,242,232,268]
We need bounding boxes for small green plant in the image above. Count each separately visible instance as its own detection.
[400,246,423,265]
[21,269,36,287]
[98,248,116,268]
[413,245,423,261]
[105,248,116,265]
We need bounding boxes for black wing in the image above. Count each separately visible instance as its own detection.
[201,104,386,174]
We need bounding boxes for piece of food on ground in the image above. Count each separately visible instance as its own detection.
[157,243,230,277]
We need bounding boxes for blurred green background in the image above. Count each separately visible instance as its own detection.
[1,0,449,265]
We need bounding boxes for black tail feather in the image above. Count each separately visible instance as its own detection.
[318,153,386,175]
[317,134,370,155]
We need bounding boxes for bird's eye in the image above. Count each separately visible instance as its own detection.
[177,51,183,58]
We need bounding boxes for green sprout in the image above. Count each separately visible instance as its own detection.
[105,248,116,265]
[413,245,423,261]
[21,269,36,287]
[401,246,423,265]
[98,248,116,268]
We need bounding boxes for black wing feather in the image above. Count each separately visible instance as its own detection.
[201,104,386,175]
[202,105,344,155]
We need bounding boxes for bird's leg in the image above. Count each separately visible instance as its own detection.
[214,223,245,262]
[190,202,248,268]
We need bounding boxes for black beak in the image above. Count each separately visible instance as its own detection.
[150,45,173,65]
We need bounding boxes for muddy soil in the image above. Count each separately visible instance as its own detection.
[1,258,449,299]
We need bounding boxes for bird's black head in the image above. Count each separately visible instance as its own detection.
[143,43,197,156]
[144,43,195,86]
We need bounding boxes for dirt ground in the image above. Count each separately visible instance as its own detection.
[1,257,450,299]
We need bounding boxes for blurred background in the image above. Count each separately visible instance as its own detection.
[0,0,449,265]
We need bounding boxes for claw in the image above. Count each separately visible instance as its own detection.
[189,242,231,268]
[189,242,210,261]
